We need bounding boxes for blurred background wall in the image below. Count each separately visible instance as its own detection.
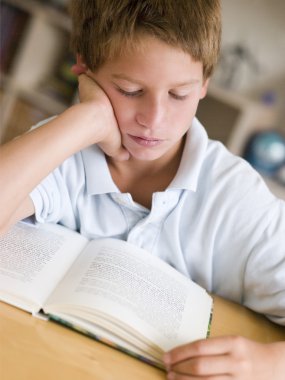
[198,0,285,198]
[213,0,285,126]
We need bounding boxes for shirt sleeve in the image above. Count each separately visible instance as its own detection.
[211,155,285,325]
[26,117,85,229]
[30,168,68,224]
[196,140,285,324]
[29,152,85,231]
[242,196,285,325]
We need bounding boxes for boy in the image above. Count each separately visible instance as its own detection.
[0,0,284,378]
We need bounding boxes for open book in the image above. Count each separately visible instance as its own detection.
[0,222,212,368]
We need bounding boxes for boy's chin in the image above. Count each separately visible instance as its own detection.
[128,150,166,162]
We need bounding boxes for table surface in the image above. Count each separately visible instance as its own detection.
[1,296,285,380]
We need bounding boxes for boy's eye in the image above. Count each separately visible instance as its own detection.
[169,92,188,101]
[117,88,142,97]
[116,86,188,100]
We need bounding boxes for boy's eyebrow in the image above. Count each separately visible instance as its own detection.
[112,73,200,87]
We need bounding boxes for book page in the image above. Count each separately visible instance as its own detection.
[0,222,88,313]
[44,238,212,352]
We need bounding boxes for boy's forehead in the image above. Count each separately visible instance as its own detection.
[97,36,204,85]
[105,33,192,65]
[103,34,201,68]
[112,73,201,88]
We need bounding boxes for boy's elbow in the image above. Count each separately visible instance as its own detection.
[0,197,35,236]
[0,212,23,236]
[0,210,16,236]
[0,219,10,237]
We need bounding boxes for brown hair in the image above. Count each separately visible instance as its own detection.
[69,0,221,79]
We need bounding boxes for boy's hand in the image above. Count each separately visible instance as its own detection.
[72,64,130,161]
[164,336,285,379]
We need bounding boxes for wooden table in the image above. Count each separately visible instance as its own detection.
[1,296,284,380]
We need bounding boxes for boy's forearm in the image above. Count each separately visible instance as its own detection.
[0,103,103,232]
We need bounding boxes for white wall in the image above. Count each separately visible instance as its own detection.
[213,0,285,94]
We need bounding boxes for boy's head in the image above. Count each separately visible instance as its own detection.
[69,0,221,80]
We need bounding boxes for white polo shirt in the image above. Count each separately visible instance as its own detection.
[30,117,285,324]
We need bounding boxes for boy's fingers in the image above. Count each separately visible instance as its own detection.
[76,72,127,160]
[164,336,237,367]
[167,372,230,380]
[170,354,233,377]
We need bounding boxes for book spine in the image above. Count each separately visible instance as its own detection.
[48,314,165,371]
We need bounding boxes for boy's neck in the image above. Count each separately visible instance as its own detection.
[106,137,185,208]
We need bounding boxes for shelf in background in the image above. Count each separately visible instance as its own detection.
[1,97,51,143]
[0,0,76,143]
[4,0,71,30]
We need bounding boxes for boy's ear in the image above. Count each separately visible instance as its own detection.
[76,54,86,66]
[200,78,210,99]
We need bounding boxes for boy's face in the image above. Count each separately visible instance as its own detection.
[89,36,208,161]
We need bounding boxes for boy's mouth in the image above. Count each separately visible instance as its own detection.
[128,134,163,147]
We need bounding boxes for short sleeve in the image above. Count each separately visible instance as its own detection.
[243,197,285,325]
[30,168,69,224]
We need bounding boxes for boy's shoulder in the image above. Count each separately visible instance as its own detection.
[189,117,251,178]
[191,118,276,203]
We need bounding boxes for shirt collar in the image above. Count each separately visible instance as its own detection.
[82,117,208,195]
[82,145,119,195]
[169,117,208,191]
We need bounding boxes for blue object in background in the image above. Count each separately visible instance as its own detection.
[243,131,285,185]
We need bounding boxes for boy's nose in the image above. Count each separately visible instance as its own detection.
[136,97,165,130]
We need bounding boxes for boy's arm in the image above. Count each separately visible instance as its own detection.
[0,74,128,235]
